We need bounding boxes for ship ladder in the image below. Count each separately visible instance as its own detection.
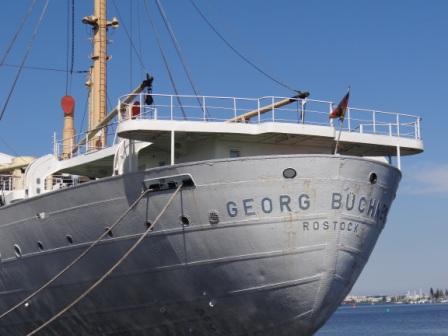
[0,187,152,321]
[26,184,182,336]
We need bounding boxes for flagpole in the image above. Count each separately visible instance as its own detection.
[334,118,344,154]
[331,86,350,155]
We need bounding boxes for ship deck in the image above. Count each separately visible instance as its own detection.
[51,93,423,177]
[114,93,423,157]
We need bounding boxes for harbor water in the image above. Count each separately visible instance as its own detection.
[317,303,448,335]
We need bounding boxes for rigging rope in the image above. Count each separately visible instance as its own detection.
[0,0,50,122]
[78,91,90,142]
[0,188,152,321]
[0,63,87,73]
[143,0,187,119]
[0,0,37,67]
[65,0,75,95]
[136,2,145,75]
[65,0,69,93]
[64,0,75,94]
[26,184,183,336]
[111,0,147,72]
[129,0,133,90]
[70,0,75,83]
[187,0,299,93]
[154,0,209,119]
[112,0,188,119]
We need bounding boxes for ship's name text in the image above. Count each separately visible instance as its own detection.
[226,194,310,217]
[302,220,359,233]
[226,192,388,223]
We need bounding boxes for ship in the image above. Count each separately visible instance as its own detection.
[0,1,423,335]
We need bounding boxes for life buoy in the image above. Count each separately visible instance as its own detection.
[131,102,140,119]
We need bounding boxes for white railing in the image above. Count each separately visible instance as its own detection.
[53,93,422,159]
[118,93,422,140]
[45,175,79,191]
[53,122,119,159]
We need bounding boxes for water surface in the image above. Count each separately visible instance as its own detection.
[317,303,448,335]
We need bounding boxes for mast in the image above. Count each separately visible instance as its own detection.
[82,0,118,150]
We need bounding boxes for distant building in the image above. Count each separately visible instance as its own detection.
[0,153,13,165]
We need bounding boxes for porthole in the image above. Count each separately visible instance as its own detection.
[369,173,378,184]
[37,241,44,250]
[14,244,22,258]
[283,168,297,179]
[66,235,73,244]
[208,211,220,225]
[180,216,190,226]
[105,227,114,237]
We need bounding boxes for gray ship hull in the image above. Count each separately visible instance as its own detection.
[0,154,400,335]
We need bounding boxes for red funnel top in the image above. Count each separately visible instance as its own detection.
[61,95,75,116]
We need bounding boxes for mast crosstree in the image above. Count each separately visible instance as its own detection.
[82,0,118,150]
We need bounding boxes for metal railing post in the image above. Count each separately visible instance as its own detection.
[301,100,305,124]
[417,117,421,139]
[396,114,400,137]
[257,99,260,123]
[233,98,237,119]
[139,93,143,119]
[329,102,334,126]
[388,123,392,136]
[202,96,206,121]
[372,110,376,134]
[272,97,275,122]
[396,146,401,170]
[347,108,351,132]
[170,130,175,165]
[170,95,173,120]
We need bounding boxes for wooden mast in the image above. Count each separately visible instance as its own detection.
[83,0,118,150]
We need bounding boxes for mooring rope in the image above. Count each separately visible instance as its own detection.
[0,188,151,321]
[26,184,182,336]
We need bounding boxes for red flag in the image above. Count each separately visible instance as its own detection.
[329,90,350,121]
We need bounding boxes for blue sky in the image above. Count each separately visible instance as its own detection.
[0,0,447,295]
